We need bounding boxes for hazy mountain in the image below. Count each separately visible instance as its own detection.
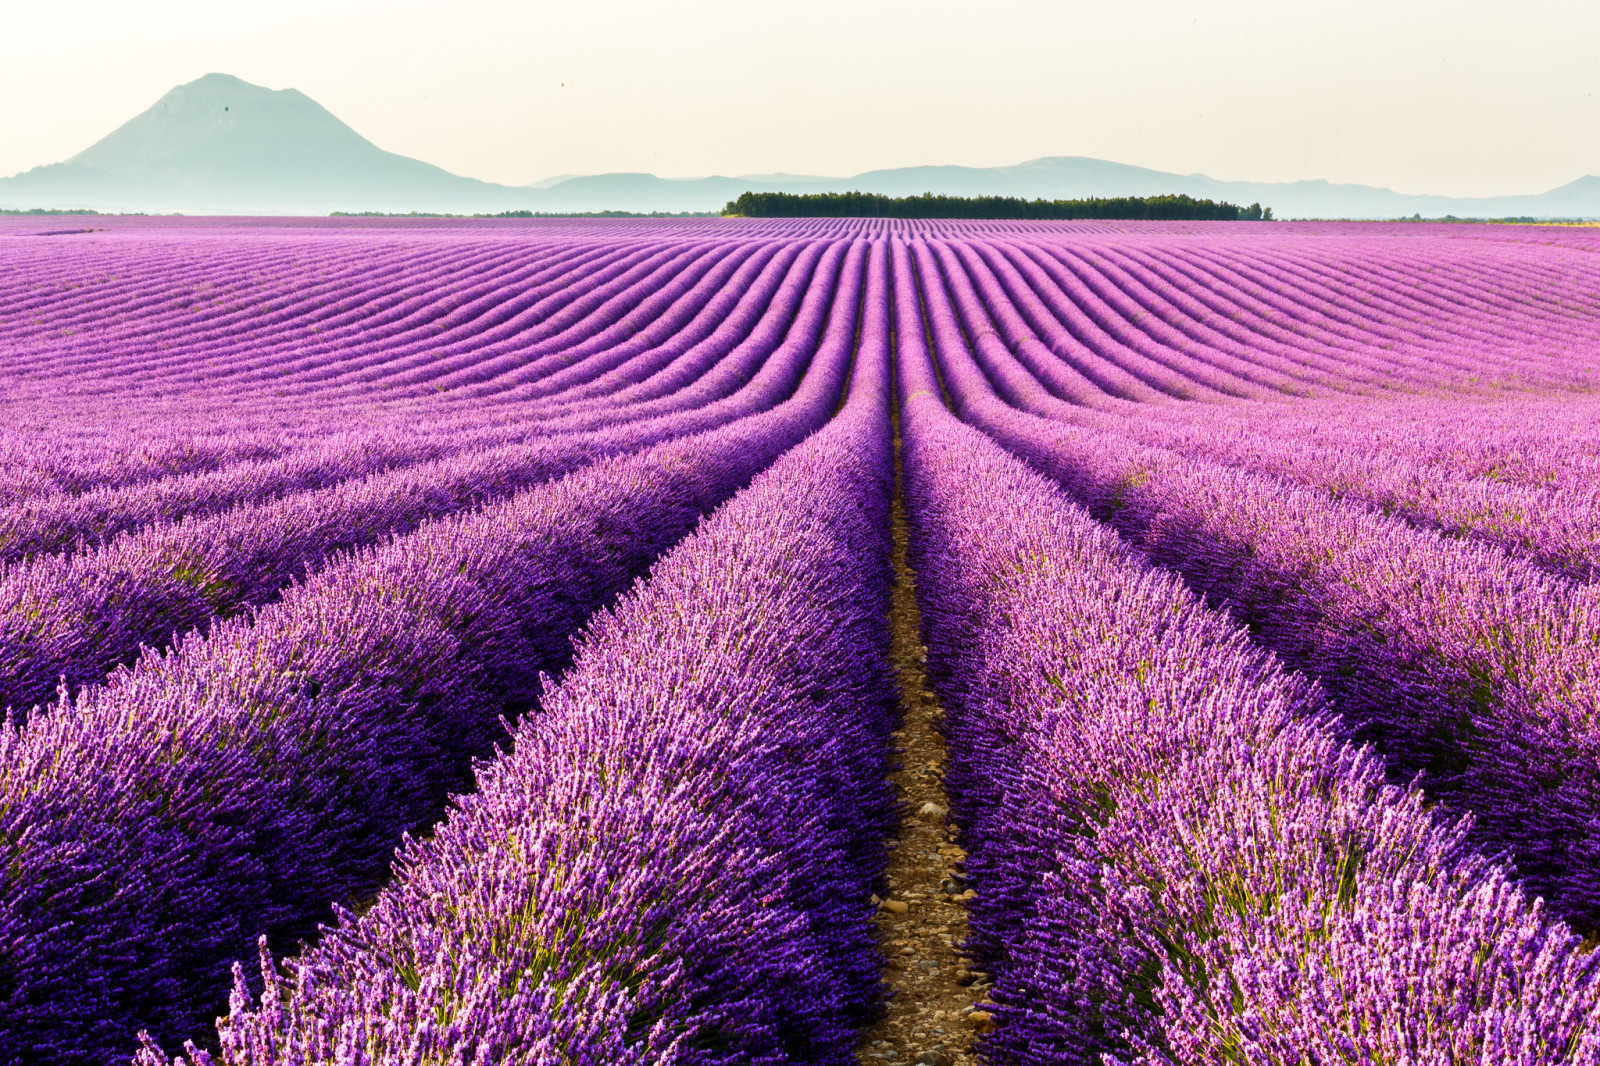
[0,73,530,214]
[4,74,1598,219]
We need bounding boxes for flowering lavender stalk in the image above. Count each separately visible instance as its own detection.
[894,260,1600,1064]
[139,240,895,1066]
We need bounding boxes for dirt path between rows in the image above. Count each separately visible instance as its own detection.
[857,427,993,1066]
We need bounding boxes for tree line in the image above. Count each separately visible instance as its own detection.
[724,190,1272,220]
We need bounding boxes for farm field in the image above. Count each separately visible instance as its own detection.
[3,215,1600,1064]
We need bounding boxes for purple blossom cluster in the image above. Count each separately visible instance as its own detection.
[895,258,1600,1064]
[139,240,895,1066]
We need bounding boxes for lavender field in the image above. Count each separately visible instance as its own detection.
[4,215,1600,1064]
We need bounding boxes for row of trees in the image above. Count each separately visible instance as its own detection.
[724,190,1272,220]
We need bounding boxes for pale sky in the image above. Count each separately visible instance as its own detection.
[3,0,1598,198]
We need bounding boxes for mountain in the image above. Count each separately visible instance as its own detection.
[0,73,530,214]
[3,74,1598,219]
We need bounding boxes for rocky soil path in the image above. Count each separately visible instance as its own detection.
[857,433,993,1066]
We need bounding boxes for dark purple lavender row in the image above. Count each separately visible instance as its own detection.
[893,275,1600,1064]
[0,240,869,1065]
[143,239,895,1066]
[0,240,811,565]
[0,241,858,723]
[905,239,1600,934]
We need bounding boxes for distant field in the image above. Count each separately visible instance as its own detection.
[3,216,1600,1065]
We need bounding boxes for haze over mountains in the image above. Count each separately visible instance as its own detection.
[4,73,1598,219]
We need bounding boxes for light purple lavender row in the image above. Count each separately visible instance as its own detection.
[0,236,820,530]
[485,240,811,409]
[0,239,794,443]
[1,236,800,429]
[143,243,896,1066]
[932,237,1600,579]
[6,240,645,394]
[231,244,713,396]
[0,388,487,505]
[0,240,860,722]
[1106,404,1600,581]
[982,227,1600,398]
[0,420,535,564]
[1014,239,1481,393]
[894,274,1600,1064]
[0,239,606,370]
[391,239,804,404]
[972,234,1600,399]
[908,239,1600,935]
[0,238,869,1065]
[1,237,753,399]
[9,220,1587,409]
[0,238,832,563]
[1136,392,1600,498]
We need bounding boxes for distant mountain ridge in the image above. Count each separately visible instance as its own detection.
[4,73,1598,219]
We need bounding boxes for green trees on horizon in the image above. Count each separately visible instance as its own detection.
[723,190,1272,220]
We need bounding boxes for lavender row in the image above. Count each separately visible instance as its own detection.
[315,242,772,397]
[1136,392,1600,498]
[0,240,623,384]
[952,231,1600,401]
[144,248,895,1066]
[0,240,824,564]
[7,238,756,399]
[453,239,821,408]
[895,304,1600,1065]
[0,236,868,1064]
[0,240,860,723]
[0,235,806,518]
[906,240,1600,934]
[1107,405,1600,581]
[14,223,1597,407]
[256,244,717,396]
[498,241,808,410]
[1,238,811,468]
[0,421,526,564]
[0,400,431,506]
[931,242,1600,581]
